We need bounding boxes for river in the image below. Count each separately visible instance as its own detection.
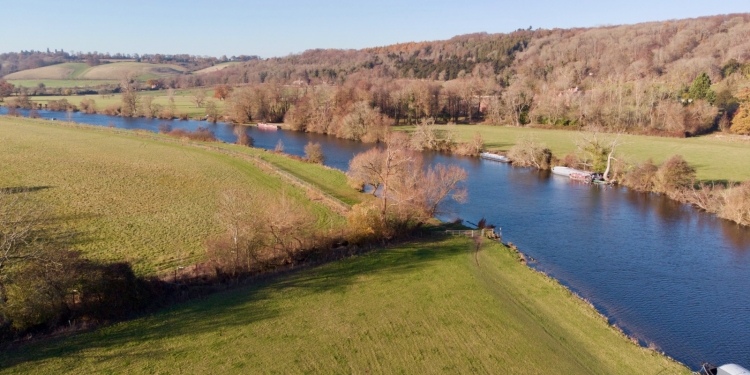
[2,108,749,369]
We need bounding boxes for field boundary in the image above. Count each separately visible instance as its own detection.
[2,117,352,215]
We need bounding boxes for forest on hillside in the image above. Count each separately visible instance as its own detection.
[205,14,750,137]
[4,14,750,137]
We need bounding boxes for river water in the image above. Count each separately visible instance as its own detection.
[3,108,749,369]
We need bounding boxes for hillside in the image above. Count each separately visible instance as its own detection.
[193,62,241,74]
[193,14,750,136]
[3,62,186,81]
[0,236,690,374]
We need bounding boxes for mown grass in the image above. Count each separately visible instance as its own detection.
[0,236,690,374]
[0,117,344,275]
[396,124,750,182]
[6,79,119,88]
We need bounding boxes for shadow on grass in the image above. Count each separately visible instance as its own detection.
[0,186,52,194]
[0,235,469,370]
[482,141,514,150]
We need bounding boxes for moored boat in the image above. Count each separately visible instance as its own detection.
[480,152,510,163]
[552,166,590,177]
[257,123,278,130]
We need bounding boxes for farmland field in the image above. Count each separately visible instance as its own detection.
[0,236,690,374]
[0,117,342,275]
[2,62,186,81]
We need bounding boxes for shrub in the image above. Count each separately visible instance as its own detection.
[304,142,325,164]
[454,132,484,156]
[507,137,552,170]
[622,160,659,192]
[653,155,695,195]
[720,182,750,226]
[165,127,217,142]
[79,98,97,114]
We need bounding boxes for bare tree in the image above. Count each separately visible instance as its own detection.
[304,142,325,164]
[421,164,468,217]
[205,100,220,123]
[347,148,385,194]
[193,89,206,108]
[0,190,48,300]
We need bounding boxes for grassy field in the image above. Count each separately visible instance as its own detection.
[3,62,186,81]
[0,117,343,275]
[397,124,750,182]
[26,89,223,118]
[0,236,690,374]
[220,143,369,206]
[6,79,119,88]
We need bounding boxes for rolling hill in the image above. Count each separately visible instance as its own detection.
[3,62,186,81]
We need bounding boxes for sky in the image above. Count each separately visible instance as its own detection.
[2,0,748,58]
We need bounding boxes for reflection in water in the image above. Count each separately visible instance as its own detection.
[3,108,750,368]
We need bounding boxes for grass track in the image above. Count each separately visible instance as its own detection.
[0,117,344,275]
[396,124,750,182]
[0,237,690,374]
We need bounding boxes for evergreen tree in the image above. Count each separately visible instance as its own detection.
[689,72,714,102]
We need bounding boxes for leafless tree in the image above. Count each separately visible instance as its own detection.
[304,142,325,164]
[0,190,49,301]
[193,89,206,108]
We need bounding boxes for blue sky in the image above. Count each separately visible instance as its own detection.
[3,0,747,57]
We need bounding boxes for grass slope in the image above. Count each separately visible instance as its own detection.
[193,62,241,74]
[0,117,343,275]
[3,62,185,81]
[221,143,369,206]
[397,124,750,182]
[0,237,689,374]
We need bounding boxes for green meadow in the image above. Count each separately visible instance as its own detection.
[397,124,750,182]
[0,117,341,275]
[26,89,224,118]
[0,237,689,374]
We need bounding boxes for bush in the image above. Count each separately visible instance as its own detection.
[165,127,217,142]
[507,137,552,170]
[454,132,484,156]
[304,142,325,164]
[653,155,695,195]
[622,160,659,192]
[720,182,750,226]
